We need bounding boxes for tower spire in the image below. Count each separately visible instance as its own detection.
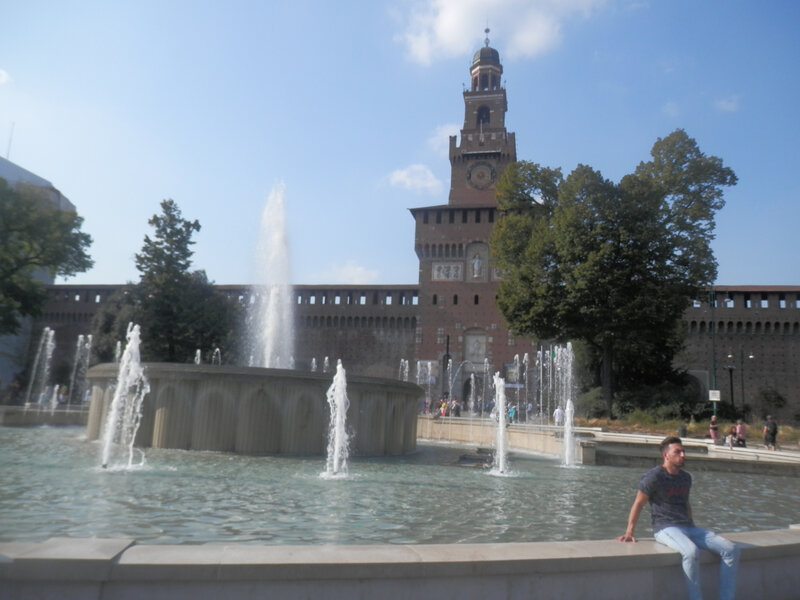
[484,27,490,47]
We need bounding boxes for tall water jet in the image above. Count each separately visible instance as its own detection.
[554,343,576,466]
[468,372,476,413]
[25,327,55,406]
[68,334,92,404]
[398,359,409,382]
[211,348,222,365]
[324,359,350,477]
[194,349,201,365]
[250,183,295,368]
[492,372,508,474]
[100,324,150,469]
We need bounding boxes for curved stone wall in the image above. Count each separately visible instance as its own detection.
[86,363,421,456]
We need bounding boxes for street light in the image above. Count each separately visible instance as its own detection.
[738,347,754,409]
[723,363,736,408]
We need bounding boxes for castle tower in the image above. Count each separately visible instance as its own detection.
[410,31,522,402]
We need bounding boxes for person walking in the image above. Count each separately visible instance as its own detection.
[553,405,565,426]
[617,436,739,600]
[763,415,778,450]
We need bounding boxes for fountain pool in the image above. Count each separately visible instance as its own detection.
[2,426,800,546]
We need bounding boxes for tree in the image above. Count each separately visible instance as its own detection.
[491,130,736,414]
[0,178,93,335]
[91,199,239,363]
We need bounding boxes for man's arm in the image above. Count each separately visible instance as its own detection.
[617,490,649,542]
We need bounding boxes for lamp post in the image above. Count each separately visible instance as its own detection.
[738,347,754,410]
[723,363,736,409]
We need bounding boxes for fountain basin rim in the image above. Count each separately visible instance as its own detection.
[87,363,424,393]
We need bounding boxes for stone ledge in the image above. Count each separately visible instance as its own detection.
[2,527,799,583]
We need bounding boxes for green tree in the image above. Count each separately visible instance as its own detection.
[91,200,239,363]
[491,130,736,414]
[0,178,93,335]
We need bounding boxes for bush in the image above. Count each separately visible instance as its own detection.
[575,387,607,419]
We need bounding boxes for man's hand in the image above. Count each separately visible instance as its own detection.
[616,533,636,542]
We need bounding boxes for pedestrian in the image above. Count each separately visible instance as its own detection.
[617,436,739,600]
[553,405,565,426]
[763,415,778,451]
[709,415,720,442]
[734,420,747,448]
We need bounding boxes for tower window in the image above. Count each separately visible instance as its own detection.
[432,294,438,305]
[453,294,459,305]
[474,295,479,305]
[477,106,490,126]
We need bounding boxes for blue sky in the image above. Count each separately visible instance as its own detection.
[1,0,798,287]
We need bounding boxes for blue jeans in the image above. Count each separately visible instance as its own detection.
[654,526,739,600]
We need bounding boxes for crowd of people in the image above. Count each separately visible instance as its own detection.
[709,414,781,450]
[423,396,538,423]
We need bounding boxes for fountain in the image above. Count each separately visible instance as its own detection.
[99,323,150,469]
[211,347,222,365]
[24,326,55,406]
[250,182,295,368]
[491,372,508,474]
[67,334,92,404]
[85,185,421,458]
[323,359,350,477]
[554,343,576,466]
[398,358,409,382]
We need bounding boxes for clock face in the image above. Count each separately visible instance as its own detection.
[466,161,496,189]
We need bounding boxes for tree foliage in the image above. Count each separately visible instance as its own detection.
[490,130,737,414]
[91,200,239,363]
[0,178,93,335]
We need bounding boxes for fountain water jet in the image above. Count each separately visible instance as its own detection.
[491,372,508,474]
[323,360,350,477]
[250,183,295,368]
[554,343,576,466]
[99,324,150,469]
[68,334,92,404]
[25,327,55,406]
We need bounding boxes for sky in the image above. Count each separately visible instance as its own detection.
[1,0,798,287]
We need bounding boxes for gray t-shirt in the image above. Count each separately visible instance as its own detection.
[638,465,694,533]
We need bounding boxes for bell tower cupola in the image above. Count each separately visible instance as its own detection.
[448,29,516,206]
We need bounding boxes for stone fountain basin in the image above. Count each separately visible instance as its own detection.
[86,363,422,456]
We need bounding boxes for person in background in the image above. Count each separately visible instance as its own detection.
[763,415,778,451]
[617,436,739,600]
[553,405,565,426]
[734,420,747,448]
[709,415,720,442]
[724,426,736,450]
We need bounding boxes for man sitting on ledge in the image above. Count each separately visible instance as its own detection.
[617,436,740,600]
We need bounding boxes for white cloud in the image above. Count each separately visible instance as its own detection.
[662,100,679,117]
[0,69,10,85]
[396,0,606,65]
[319,260,380,285]
[389,164,443,194]
[427,123,460,157]
[715,94,740,112]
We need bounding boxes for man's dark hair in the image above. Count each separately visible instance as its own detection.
[660,436,682,454]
